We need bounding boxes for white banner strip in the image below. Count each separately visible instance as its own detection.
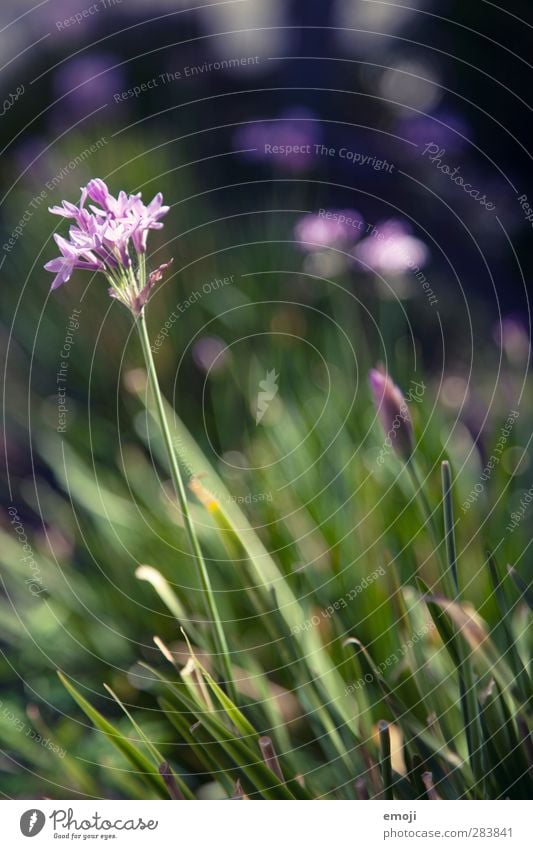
[2,799,528,848]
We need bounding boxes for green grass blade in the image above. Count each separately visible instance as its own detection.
[58,672,172,799]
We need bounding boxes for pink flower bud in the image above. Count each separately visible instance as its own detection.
[369,368,414,461]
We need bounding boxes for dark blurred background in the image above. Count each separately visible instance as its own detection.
[2,0,531,493]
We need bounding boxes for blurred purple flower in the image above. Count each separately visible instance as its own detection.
[39,0,103,41]
[53,54,125,118]
[12,136,51,184]
[192,336,228,373]
[234,108,321,172]
[354,219,429,275]
[294,209,363,252]
[397,110,471,156]
[493,316,530,365]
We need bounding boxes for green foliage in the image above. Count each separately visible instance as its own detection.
[0,135,531,800]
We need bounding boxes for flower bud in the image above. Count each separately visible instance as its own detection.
[369,368,414,461]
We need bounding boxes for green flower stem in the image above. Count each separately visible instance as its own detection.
[407,457,484,794]
[378,720,394,800]
[406,457,450,587]
[441,461,460,596]
[440,461,485,794]
[136,308,236,703]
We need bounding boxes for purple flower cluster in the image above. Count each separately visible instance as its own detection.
[294,209,363,252]
[234,109,321,172]
[354,219,429,275]
[45,178,171,313]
